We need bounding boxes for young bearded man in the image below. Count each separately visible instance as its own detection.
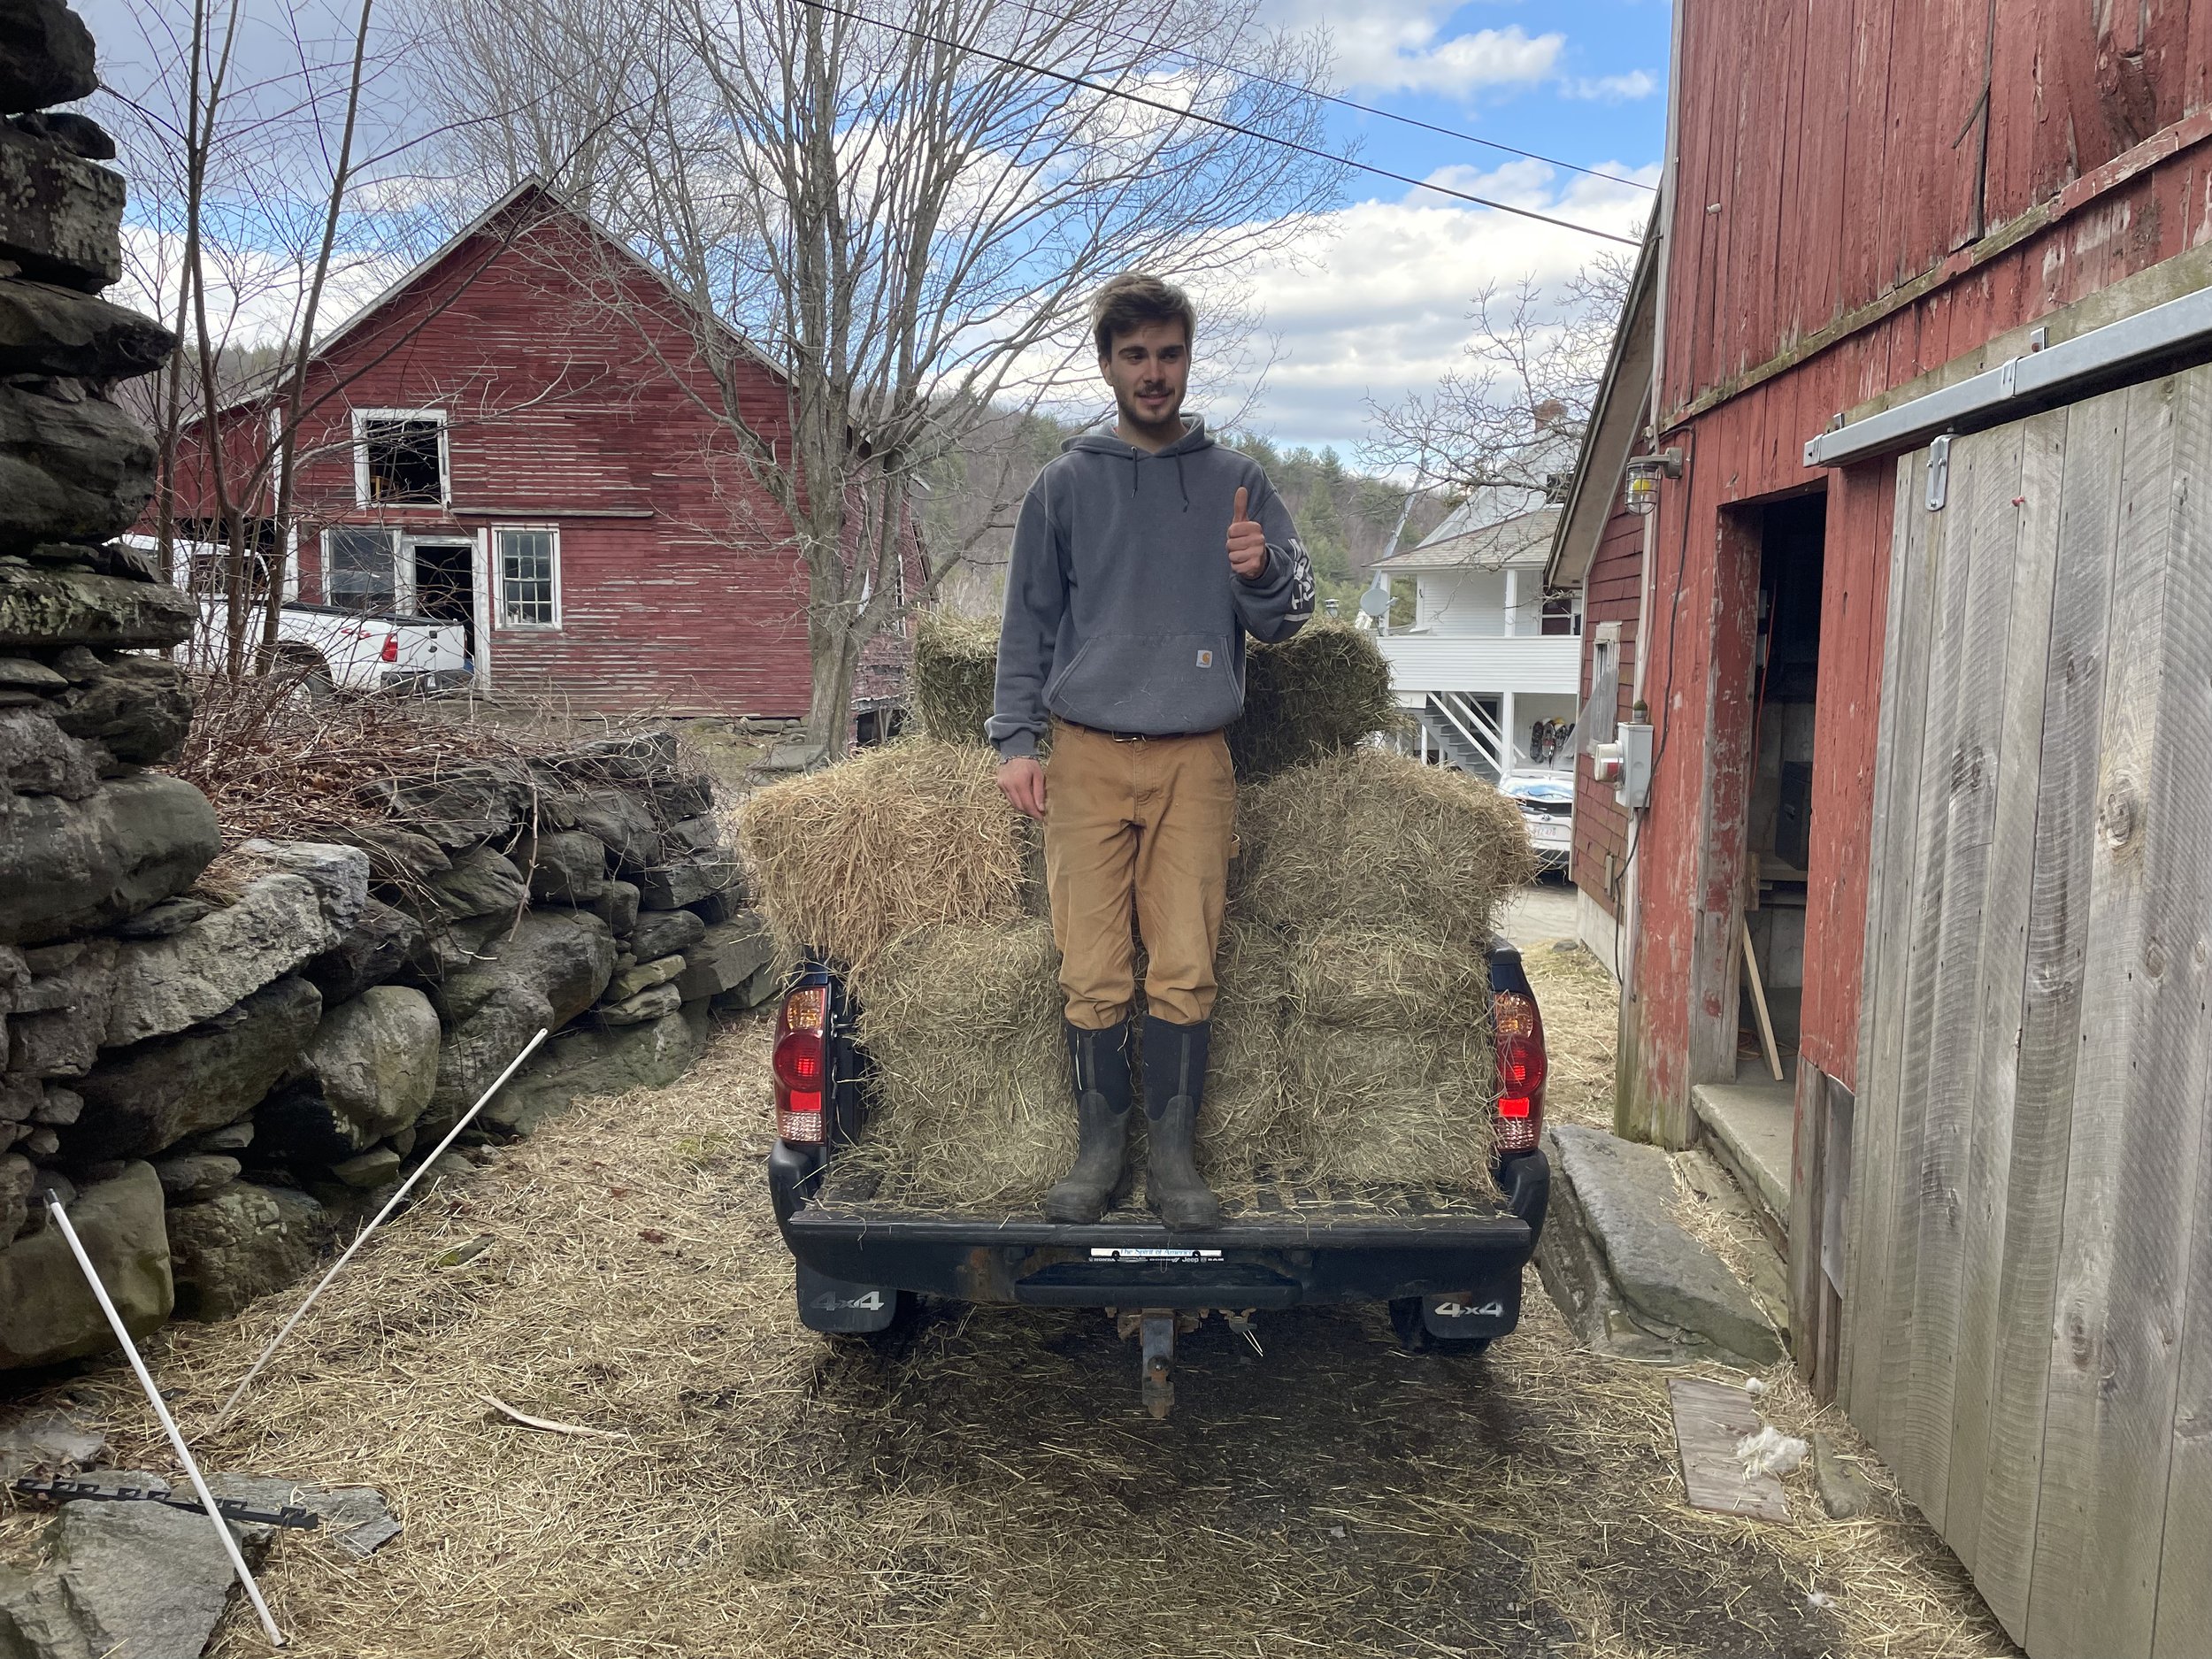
[987,273,1315,1230]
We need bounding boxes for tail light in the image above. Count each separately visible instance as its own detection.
[772,984,829,1144]
[1493,988,1547,1155]
[380,633,399,663]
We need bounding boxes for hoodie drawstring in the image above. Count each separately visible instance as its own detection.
[1174,453,1189,511]
[1118,434,1194,510]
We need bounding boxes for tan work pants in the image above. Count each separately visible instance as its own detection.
[1044,721,1236,1030]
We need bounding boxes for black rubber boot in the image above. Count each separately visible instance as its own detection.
[1043,1020,1133,1223]
[1141,1015,1222,1231]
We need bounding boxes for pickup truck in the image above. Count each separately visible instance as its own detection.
[766,941,1551,1415]
[124,536,471,694]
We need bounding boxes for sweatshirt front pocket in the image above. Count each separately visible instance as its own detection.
[1047,631,1241,733]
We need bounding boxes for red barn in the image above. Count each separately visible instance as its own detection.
[169,182,911,724]
[1549,6,2212,1652]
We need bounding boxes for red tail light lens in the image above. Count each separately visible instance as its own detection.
[773,984,828,1144]
[1493,989,1547,1155]
[380,633,399,663]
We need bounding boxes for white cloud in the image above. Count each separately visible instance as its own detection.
[1192,160,1659,453]
[1261,1,1562,97]
[1564,69,1659,102]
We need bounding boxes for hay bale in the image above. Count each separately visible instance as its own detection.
[910,612,1002,745]
[1287,925,1490,1029]
[736,741,1031,979]
[1228,621,1399,782]
[1235,748,1533,949]
[850,919,1071,1209]
[1278,1025,1498,1189]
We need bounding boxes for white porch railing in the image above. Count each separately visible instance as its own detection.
[1372,633,1581,697]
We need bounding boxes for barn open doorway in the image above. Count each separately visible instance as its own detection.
[1738,493,1825,1073]
[412,541,475,664]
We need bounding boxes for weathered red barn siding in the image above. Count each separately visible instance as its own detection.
[1570,506,1644,921]
[1619,0,2212,1132]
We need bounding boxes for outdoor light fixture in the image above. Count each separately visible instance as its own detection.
[1623,447,1683,516]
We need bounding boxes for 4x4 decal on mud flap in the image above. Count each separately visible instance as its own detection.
[1432,1300,1507,1319]
[813,1288,886,1312]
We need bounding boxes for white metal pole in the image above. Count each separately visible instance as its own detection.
[44,1194,287,1649]
[215,1026,549,1423]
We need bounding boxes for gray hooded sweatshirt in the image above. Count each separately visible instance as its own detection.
[987,418,1316,759]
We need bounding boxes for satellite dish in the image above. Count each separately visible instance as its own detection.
[1357,587,1390,618]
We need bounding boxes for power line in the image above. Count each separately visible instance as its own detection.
[1094,21,1655,191]
[794,0,1643,247]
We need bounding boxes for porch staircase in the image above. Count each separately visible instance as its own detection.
[1418,692,1508,781]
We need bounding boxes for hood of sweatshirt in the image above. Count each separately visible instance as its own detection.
[1059,416,1218,509]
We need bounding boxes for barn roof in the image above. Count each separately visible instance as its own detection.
[1371,503,1561,573]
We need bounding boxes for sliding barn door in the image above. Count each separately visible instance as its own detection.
[1844,363,2212,1658]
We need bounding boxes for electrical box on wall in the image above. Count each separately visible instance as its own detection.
[1617,722,1654,809]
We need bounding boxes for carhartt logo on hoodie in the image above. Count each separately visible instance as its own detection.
[1196,649,1214,668]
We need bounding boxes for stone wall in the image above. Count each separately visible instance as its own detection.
[0,1,777,1374]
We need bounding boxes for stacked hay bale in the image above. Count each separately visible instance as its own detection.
[739,620,1533,1210]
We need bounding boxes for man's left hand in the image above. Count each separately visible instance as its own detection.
[1228,487,1267,580]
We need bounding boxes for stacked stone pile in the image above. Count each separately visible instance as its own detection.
[0,0,776,1372]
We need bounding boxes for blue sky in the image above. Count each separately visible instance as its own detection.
[1229,0,1670,453]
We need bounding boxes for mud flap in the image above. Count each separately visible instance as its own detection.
[796,1263,899,1333]
[1422,1271,1521,1341]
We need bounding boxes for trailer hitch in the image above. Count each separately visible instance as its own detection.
[1111,1308,1259,1417]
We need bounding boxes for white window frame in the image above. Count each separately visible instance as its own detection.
[493,523,563,631]
[320,525,406,613]
[351,407,449,509]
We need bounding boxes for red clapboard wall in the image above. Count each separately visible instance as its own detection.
[1569,505,1644,926]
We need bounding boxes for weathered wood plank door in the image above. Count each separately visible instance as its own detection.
[1844,362,2212,1658]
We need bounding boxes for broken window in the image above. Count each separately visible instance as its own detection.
[357,414,445,504]
[496,526,558,627]
[324,526,398,611]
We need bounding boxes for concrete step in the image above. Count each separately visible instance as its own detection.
[1689,1068,1794,1250]
[1533,1124,1785,1368]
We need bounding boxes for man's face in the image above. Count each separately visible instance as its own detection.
[1100,319,1189,436]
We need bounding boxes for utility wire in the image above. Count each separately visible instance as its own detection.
[794,0,1643,247]
[1086,18,1655,191]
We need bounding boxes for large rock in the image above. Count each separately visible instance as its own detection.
[547,787,662,871]
[5,936,113,1077]
[604,953,684,1003]
[0,1164,171,1370]
[43,651,191,764]
[638,854,738,912]
[256,986,438,1163]
[0,704,104,797]
[302,895,421,1004]
[165,1179,331,1319]
[238,839,367,931]
[676,912,773,1002]
[423,844,526,918]
[67,975,320,1162]
[511,828,605,903]
[427,910,614,1125]
[0,772,219,946]
[0,378,153,544]
[0,124,123,291]
[491,1003,710,1132]
[0,1153,29,1242]
[0,279,173,380]
[593,879,639,940]
[27,1499,243,1659]
[598,982,681,1026]
[627,906,703,963]
[358,763,526,849]
[330,821,449,882]
[1535,1125,1783,1367]
[0,561,194,653]
[0,0,97,114]
[104,872,338,1047]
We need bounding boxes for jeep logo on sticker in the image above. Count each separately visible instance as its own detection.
[1196,649,1214,668]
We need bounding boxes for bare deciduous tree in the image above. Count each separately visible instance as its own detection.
[425,0,1344,764]
[1364,253,1636,501]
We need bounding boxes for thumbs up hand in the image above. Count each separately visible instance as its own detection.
[1227,485,1268,580]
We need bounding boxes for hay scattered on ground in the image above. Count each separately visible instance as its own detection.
[737,741,1034,979]
[1236,747,1534,947]
[0,1005,2015,1659]
[909,612,1002,746]
[1227,620,1398,782]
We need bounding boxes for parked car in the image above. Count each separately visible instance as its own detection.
[764,940,1551,1416]
[126,536,471,695]
[1498,772,1574,872]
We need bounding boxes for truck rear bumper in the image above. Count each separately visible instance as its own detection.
[770,1146,1548,1311]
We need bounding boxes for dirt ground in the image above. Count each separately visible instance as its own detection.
[3,949,2017,1659]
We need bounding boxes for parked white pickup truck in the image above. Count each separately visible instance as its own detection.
[125,537,471,695]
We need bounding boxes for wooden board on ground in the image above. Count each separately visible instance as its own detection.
[1668,1377,1789,1522]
